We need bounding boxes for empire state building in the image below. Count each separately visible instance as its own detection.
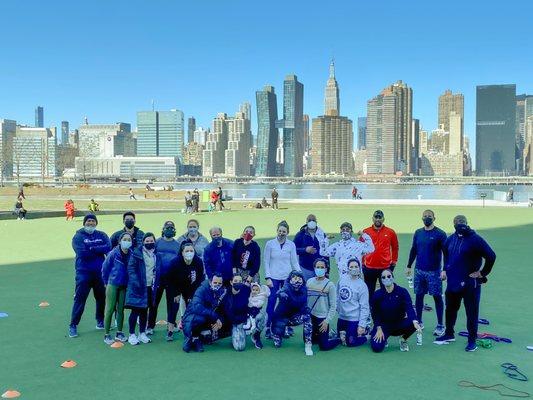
[324,60,340,116]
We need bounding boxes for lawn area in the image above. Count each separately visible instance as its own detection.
[1,204,532,400]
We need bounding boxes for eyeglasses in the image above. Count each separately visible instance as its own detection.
[382,275,392,279]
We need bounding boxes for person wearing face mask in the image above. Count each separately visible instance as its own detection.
[151,221,181,341]
[263,220,302,338]
[306,259,342,351]
[434,215,496,352]
[68,214,111,338]
[232,226,261,283]
[226,274,253,351]
[370,269,421,353]
[110,211,145,249]
[203,227,234,283]
[167,242,205,328]
[294,214,330,281]
[125,232,160,346]
[336,258,370,347]
[271,271,314,356]
[101,232,133,345]
[321,222,374,278]
[405,210,447,337]
[176,219,210,260]
[363,210,399,303]
[182,273,230,353]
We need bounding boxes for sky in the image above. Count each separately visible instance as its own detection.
[1,0,532,153]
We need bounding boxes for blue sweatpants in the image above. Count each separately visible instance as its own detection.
[70,271,106,327]
[370,319,416,353]
[311,315,341,350]
[336,318,368,347]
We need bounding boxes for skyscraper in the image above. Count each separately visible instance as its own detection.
[448,111,463,155]
[303,114,310,152]
[476,84,516,175]
[438,90,464,132]
[411,119,420,174]
[225,107,251,176]
[357,117,367,149]
[78,123,133,158]
[137,109,184,160]
[61,121,69,145]
[35,106,44,128]
[279,75,304,177]
[0,119,16,183]
[187,117,196,144]
[203,113,229,177]
[366,93,396,174]
[324,60,340,115]
[381,81,413,173]
[193,127,208,146]
[255,86,279,177]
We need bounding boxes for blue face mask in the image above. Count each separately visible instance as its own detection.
[120,240,132,250]
[341,231,351,240]
[314,268,326,278]
[84,226,96,234]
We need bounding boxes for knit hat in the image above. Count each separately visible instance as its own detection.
[83,214,98,225]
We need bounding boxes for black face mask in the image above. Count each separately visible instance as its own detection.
[232,283,245,292]
[144,242,155,250]
[454,223,469,235]
[163,227,176,238]
[422,217,433,227]
[124,220,135,229]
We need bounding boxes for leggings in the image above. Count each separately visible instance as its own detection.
[336,318,368,347]
[370,319,416,353]
[129,307,148,335]
[311,315,341,351]
[148,285,174,329]
[104,284,126,334]
[415,294,444,326]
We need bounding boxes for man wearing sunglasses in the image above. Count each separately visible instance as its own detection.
[363,210,399,303]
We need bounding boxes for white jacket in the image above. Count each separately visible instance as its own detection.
[320,233,374,277]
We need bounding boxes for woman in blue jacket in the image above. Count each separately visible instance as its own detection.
[101,232,132,345]
[370,269,422,353]
[126,232,159,346]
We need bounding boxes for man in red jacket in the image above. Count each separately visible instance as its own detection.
[363,210,399,302]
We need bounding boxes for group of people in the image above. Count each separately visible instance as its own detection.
[68,208,496,355]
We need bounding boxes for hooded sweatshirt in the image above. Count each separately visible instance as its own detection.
[248,284,270,309]
[273,271,309,318]
[72,228,111,274]
[294,224,329,271]
[336,275,370,327]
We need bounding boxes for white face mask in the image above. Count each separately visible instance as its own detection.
[84,226,96,234]
[307,221,317,230]
[120,240,132,250]
[184,251,194,261]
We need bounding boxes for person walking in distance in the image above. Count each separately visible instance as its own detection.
[129,188,137,200]
[406,210,447,337]
[434,215,496,352]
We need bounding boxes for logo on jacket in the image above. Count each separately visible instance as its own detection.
[339,286,353,302]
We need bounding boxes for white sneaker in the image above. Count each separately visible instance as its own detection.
[433,325,445,337]
[304,343,314,356]
[146,328,154,336]
[416,331,423,346]
[128,334,139,346]
[139,333,152,344]
[399,338,410,352]
[339,330,347,346]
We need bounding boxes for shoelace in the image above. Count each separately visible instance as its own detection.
[501,363,529,382]
[459,381,530,398]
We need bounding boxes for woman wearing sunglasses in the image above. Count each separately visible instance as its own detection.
[370,269,421,352]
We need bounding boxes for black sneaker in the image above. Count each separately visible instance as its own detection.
[68,325,78,338]
[96,320,104,330]
[182,337,193,353]
[465,342,478,352]
[194,338,204,353]
[265,327,272,340]
[252,332,263,349]
[166,331,174,342]
[433,333,456,345]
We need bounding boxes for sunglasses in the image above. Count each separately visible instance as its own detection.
[373,215,384,219]
[382,275,392,279]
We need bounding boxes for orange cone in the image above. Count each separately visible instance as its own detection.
[60,360,77,368]
[39,302,50,307]
[110,341,124,348]
[156,320,167,325]
[1,390,21,398]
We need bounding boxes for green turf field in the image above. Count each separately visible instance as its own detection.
[1,204,532,400]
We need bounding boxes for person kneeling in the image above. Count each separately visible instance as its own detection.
[271,271,314,356]
[370,269,421,353]
[181,273,229,353]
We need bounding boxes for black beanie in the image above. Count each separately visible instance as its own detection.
[83,214,98,225]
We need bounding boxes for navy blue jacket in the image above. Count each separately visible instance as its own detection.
[155,238,181,286]
[126,248,160,308]
[273,282,309,319]
[203,238,234,281]
[232,238,261,277]
[371,284,416,327]
[110,226,145,249]
[168,254,205,302]
[101,246,131,287]
[294,225,321,271]
[407,227,447,271]
[183,280,231,325]
[230,284,252,325]
[443,227,496,292]
[72,228,111,275]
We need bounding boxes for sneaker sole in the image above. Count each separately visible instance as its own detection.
[466,347,478,352]
[433,339,455,345]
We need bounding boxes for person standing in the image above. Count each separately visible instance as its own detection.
[351,186,358,200]
[65,199,75,221]
[110,212,145,249]
[321,222,374,278]
[101,232,132,344]
[176,219,210,259]
[363,210,399,302]
[434,215,496,352]
[184,191,193,213]
[192,188,200,213]
[232,226,261,282]
[68,214,111,338]
[217,186,225,211]
[271,188,279,210]
[294,214,330,281]
[263,220,302,337]
[406,210,447,336]
[370,269,421,353]
[203,227,234,283]
[337,258,370,347]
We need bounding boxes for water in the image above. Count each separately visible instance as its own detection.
[157,183,533,202]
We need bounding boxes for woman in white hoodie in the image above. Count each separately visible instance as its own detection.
[336,258,370,347]
[263,220,302,338]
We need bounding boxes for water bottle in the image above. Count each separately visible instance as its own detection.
[416,330,423,346]
[407,276,414,289]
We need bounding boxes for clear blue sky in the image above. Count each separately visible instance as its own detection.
[1,0,532,152]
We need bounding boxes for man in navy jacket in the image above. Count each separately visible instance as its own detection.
[69,214,111,338]
[203,227,234,283]
[434,215,496,352]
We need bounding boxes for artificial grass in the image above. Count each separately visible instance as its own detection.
[1,205,532,400]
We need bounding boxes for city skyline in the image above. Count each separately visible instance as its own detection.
[1,1,532,158]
